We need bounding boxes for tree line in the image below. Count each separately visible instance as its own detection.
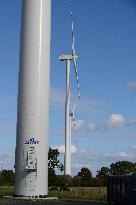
[1,148,136,187]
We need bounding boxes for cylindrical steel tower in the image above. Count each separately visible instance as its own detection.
[65,60,71,175]
[14,0,51,197]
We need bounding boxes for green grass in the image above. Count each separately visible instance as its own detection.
[49,187,107,201]
[0,186,14,198]
[0,186,107,201]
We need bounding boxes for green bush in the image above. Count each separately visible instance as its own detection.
[50,186,59,191]
[60,186,71,191]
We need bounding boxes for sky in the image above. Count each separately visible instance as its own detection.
[0,0,136,176]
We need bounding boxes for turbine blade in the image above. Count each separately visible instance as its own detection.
[73,58,80,99]
[72,103,75,119]
[72,22,75,56]
[71,11,76,57]
[72,104,77,133]
[71,11,80,99]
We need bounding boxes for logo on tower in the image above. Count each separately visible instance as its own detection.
[25,138,39,145]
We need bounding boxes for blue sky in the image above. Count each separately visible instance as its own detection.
[0,0,136,176]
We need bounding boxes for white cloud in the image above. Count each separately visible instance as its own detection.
[57,145,65,154]
[79,149,86,154]
[129,145,136,151]
[72,163,92,169]
[70,145,77,154]
[108,114,125,128]
[71,145,136,176]
[103,151,133,161]
[115,151,132,158]
[126,81,136,92]
[87,123,96,132]
[108,114,136,129]
[87,113,125,133]
[53,144,77,154]
[0,153,14,170]
[73,145,136,167]
[72,144,136,175]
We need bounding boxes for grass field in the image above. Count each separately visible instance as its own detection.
[0,186,14,198]
[0,186,107,201]
[49,187,107,201]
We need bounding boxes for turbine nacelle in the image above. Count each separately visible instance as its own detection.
[59,54,78,61]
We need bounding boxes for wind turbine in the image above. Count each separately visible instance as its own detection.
[15,0,51,197]
[59,11,80,176]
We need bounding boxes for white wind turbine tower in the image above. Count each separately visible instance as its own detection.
[14,0,51,197]
[59,11,80,176]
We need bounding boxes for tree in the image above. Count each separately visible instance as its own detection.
[48,147,64,172]
[97,167,110,177]
[77,167,92,187]
[72,176,81,187]
[110,161,136,176]
[48,168,58,187]
[96,167,110,186]
[48,147,64,187]
[90,177,101,187]
[0,170,14,185]
[57,175,72,189]
[0,174,4,186]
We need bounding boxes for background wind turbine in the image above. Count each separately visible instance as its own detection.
[59,10,80,176]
